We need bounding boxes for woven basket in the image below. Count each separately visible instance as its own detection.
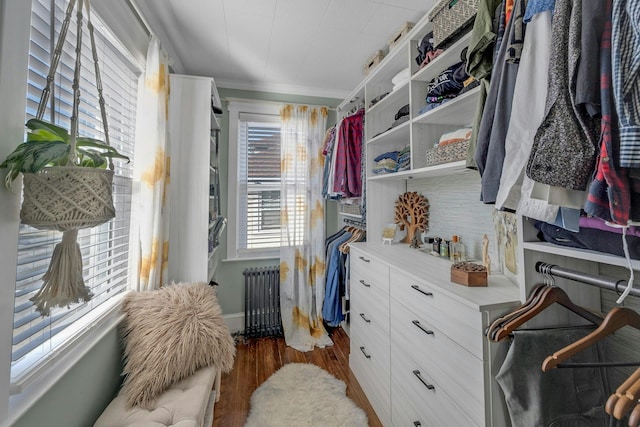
[428,0,479,49]
[425,139,470,167]
[21,166,115,231]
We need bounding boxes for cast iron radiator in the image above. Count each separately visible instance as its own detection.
[243,266,283,338]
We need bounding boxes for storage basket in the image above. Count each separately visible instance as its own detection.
[428,0,479,49]
[425,139,470,166]
[387,21,415,51]
[21,167,115,232]
[363,50,385,75]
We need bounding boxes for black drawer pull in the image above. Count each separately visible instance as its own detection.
[412,320,434,335]
[359,279,371,288]
[414,422,422,427]
[413,370,435,390]
[359,256,370,263]
[411,284,433,297]
[360,346,371,359]
[360,313,371,323]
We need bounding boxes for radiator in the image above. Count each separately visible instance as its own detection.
[243,266,283,338]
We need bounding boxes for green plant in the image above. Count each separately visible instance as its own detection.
[0,118,130,189]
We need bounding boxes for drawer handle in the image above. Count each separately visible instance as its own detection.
[414,422,422,427]
[360,346,372,359]
[411,284,433,297]
[359,256,370,263]
[360,313,371,323]
[412,320,434,335]
[359,279,371,288]
[412,370,435,390]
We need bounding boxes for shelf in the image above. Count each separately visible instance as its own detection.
[368,160,470,181]
[413,86,480,126]
[523,241,640,270]
[367,80,409,115]
[367,119,411,145]
[412,31,472,84]
[340,212,364,219]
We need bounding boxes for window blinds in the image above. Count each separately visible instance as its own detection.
[238,114,282,250]
[11,0,139,385]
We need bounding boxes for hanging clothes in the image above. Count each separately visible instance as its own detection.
[496,327,610,427]
[525,0,600,191]
[331,109,364,198]
[475,0,524,203]
[495,0,554,214]
[464,0,503,169]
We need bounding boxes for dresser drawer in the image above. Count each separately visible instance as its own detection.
[350,332,391,425]
[350,308,390,372]
[351,277,390,336]
[351,248,389,295]
[391,349,480,427]
[390,268,484,358]
[391,297,485,424]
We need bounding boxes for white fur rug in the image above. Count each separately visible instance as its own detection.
[244,363,369,427]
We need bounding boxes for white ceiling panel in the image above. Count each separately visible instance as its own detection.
[134,0,435,98]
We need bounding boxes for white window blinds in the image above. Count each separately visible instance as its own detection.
[11,0,139,388]
[238,113,282,251]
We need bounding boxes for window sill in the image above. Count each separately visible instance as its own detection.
[6,294,126,426]
[222,256,279,263]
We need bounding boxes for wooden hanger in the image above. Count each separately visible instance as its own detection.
[493,285,603,342]
[486,283,548,341]
[542,307,640,372]
[606,368,640,416]
[612,375,640,420]
[629,403,640,427]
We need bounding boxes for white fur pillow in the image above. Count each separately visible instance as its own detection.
[120,282,236,408]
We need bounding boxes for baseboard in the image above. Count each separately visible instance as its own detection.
[223,312,244,334]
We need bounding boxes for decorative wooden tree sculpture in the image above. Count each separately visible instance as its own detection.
[394,192,429,244]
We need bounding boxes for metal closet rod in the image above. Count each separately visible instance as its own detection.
[535,261,640,298]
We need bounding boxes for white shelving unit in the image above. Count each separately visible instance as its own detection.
[167,74,222,284]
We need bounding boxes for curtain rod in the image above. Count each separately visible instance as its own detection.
[535,262,640,298]
[222,97,337,111]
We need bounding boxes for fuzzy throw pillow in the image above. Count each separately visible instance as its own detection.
[120,282,236,408]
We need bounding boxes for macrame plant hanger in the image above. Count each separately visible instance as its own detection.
[24,0,116,316]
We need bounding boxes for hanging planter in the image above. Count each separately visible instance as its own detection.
[0,0,129,315]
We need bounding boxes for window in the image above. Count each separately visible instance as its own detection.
[10,0,139,390]
[240,115,281,248]
[227,101,283,259]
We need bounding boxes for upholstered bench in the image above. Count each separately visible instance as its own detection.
[94,365,221,427]
[93,282,235,427]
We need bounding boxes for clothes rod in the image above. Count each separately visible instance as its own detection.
[535,262,640,298]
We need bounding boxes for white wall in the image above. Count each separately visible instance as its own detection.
[0,1,32,424]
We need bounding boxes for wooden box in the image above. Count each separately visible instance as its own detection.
[387,21,415,51]
[451,262,487,287]
[363,50,385,75]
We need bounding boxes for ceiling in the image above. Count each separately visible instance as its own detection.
[133,0,436,99]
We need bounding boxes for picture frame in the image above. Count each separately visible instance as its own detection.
[382,223,397,245]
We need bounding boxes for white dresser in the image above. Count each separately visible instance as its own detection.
[349,243,520,427]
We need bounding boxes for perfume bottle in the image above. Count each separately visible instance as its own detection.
[449,235,461,262]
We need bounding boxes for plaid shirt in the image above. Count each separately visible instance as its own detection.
[614,0,640,168]
[585,0,640,225]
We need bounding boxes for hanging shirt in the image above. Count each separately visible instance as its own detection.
[332,109,364,198]
[585,0,640,225]
[614,0,640,168]
[496,0,553,211]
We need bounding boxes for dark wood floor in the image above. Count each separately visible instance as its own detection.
[212,327,382,427]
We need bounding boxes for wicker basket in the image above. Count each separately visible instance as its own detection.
[425,139,470,167]
[21,166,115,231]
[428,0,479,49]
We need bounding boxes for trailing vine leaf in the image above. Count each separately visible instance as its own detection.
[21,141,70,173]
[77,148,107,168]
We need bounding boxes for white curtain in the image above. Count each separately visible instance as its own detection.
[279,104,333,352]
[133,36,170,291]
